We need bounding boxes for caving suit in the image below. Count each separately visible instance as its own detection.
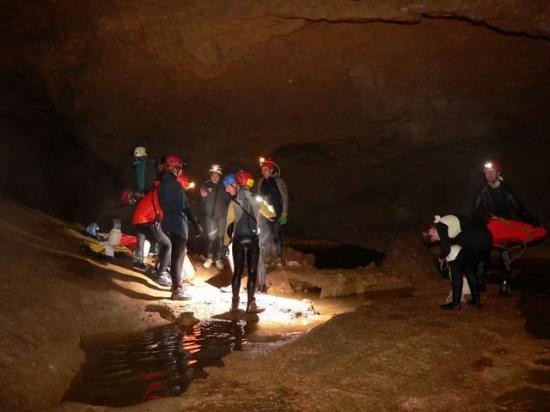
[257,175,288,263]
[224,188,275,304]
[435,214,493,307]
[201,179,230,260]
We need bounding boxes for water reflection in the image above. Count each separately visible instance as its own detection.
[63,320,248,407]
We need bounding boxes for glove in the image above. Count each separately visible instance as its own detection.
[195,223,203,238]
[438,257,448,272]
[278,216,288,226]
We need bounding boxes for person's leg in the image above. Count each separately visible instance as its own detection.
[246,238,262,313]
[204,216,216,265]
[500,244,512,297]
[214,217,226,262]
[441,259,463,310]
[231,240,245,310]
[273,219,284,261]
[151,224,172,285]
[169,234,189,300]
[133,226,147,269]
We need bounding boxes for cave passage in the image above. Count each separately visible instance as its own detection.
[291,243,385,269]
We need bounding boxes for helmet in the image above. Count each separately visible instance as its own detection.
[134,146,147,157]
[236,170,255,188]
[165,154,184,169]
[209,164,223,175]
[483,160,501,173]
[259,156,280,174]
[223,173,237,187]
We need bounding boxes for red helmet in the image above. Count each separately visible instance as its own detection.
[483,160,502,173]
[236,170,255,188]
[165,154,184,169]
[259,156,278,169]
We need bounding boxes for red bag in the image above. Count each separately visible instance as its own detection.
[487,218,547,247]
[120,234,137,251]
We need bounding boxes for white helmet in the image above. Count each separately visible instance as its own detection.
[134,146,147,157]
[209,164,223,174]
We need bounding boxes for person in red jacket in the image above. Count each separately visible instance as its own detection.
[132,181,172,286]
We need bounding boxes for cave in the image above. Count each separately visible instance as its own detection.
[1,1,550,411]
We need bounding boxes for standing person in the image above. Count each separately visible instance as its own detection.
[257,157,289,267]
[132,146,160,258]
[472,160,541,297]
[132,146,158,195]
[200,164,230,270]
[223,170,275,313]
[158,155,203,301]
[422,214,493,311]
[132,181,172,287]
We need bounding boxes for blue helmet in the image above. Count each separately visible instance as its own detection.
[223,173,236,187]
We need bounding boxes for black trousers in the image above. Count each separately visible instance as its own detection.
[204,215,226,259]
[135,223,171,273]
[449,229,493,305]
[167,233,188,289]
[232,236,260,303]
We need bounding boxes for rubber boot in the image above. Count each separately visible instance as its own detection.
[467,294,482,309]
[499,280,509,298]
[246,299,265,314]
[171,286,191,301]
[231,297,240,312]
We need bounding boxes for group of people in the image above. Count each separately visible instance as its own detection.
[128,146,289,313]
[422,160,543,311]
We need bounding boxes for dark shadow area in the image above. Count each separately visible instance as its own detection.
[290,243,385,269]
[495,387,550,412]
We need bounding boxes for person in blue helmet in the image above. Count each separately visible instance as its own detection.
[223,171,275,313]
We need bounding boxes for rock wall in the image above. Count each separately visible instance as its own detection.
[1,1,549,246]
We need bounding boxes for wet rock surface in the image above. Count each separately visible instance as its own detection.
[1,199,549,411]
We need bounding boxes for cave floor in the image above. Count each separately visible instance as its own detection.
[0,199,549,411]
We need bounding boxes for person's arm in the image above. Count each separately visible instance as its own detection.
[505,184,541,226]
[224,202,236,246]
[435,222,451,259]
[258,198,276,220]
[276,177,289,218]
[472,190,486,221]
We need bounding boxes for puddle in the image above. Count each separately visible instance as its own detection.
[63,319,296,407]
[290,244,385,269]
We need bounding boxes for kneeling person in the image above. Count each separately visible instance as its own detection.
[423,214,493,311]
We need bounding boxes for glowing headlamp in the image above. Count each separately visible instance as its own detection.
[188,182,196,189]
[259,156,265,165]
[484,161,493,170]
